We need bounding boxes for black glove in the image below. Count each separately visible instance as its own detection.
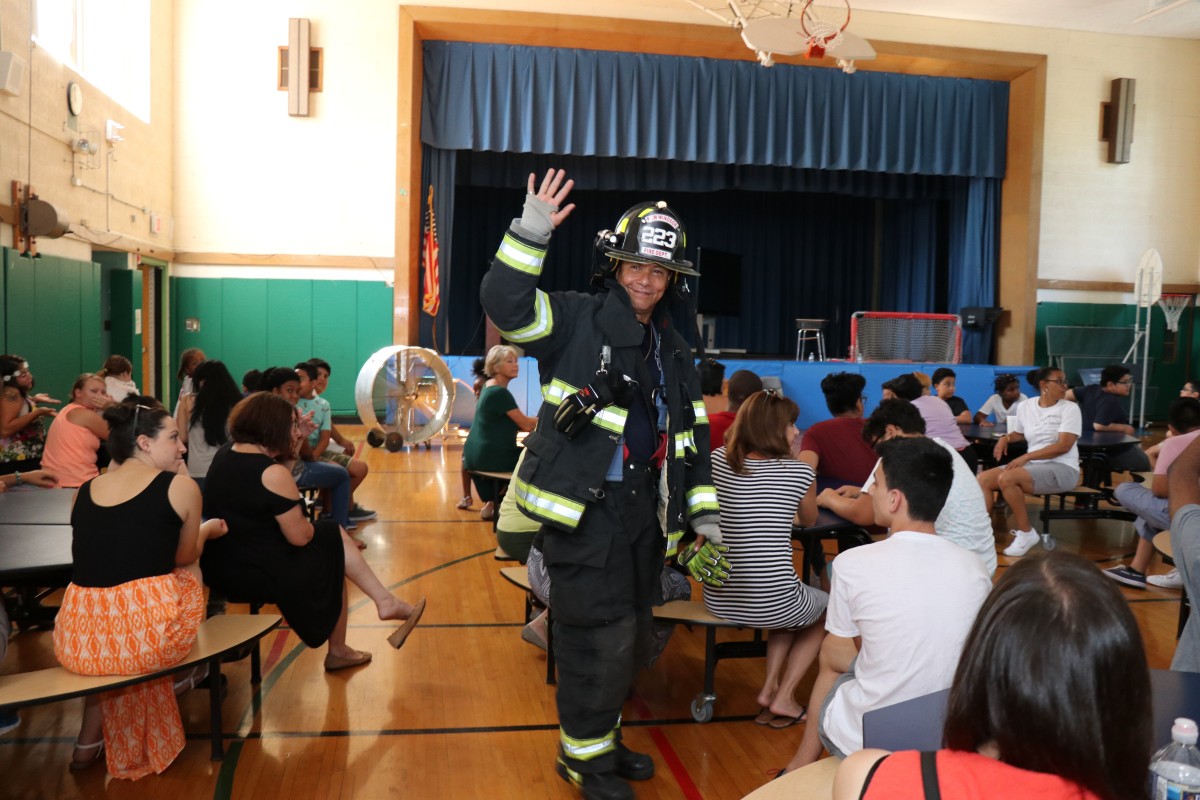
[553,378,618,440]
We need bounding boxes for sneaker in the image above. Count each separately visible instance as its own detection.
[0,710,18,736]
[1003,529,1040,558]
[1103,565,1147,589]
[615,744,655,781]
[1149,569,1184,590]
[345,519,358,531]
[348,504,377,521]
[555,760,633,800]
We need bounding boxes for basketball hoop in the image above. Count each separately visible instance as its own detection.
[1158,293,1192,333]
[801,0,850,59]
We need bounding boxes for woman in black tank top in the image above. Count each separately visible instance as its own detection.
[52,396,229,779]
[200,392,426,672]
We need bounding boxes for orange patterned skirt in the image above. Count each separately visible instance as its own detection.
[52,569,204,780]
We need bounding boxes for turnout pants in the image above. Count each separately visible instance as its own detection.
[543,463,664,775]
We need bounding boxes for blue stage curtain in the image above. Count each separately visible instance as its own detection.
[948,177,1002,364]
[422,42,1008,178]
[881,200,940,313]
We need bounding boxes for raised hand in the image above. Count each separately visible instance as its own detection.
[526,169,576,229]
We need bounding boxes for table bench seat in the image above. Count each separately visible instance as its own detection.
[0,613,282,760]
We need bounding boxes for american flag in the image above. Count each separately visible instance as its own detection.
[421,184,440,317]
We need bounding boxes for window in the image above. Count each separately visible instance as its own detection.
[35,0,151,122]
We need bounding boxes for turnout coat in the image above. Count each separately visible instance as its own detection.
[480,223,720,565]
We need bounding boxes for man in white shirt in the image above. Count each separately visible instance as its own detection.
[784,436,992,773]
[817,399,997,575]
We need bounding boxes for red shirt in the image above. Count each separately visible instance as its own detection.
[799,416,876,485]
[864,750,1099,800]
[708,411,737,453]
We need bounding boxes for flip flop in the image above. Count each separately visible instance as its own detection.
[387,597,426,649]
[767,707,808,729]
[753,707,776,726]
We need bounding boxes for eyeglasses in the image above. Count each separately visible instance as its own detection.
[1043,379,1067,385]
[1118,379,1134,385]
[132,403,152,429]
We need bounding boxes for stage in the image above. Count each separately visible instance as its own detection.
[444,356,1035,430]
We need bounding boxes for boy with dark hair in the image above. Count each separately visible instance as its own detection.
[707,369,763,452]
[1104,396,1200,589]
[784,436,991,774]
[798,372,877,485]
[301,359,375,521]
[1068,364,1151,472]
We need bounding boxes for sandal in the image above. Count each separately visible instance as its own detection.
[456,495,473,510]
[70,739,104,771]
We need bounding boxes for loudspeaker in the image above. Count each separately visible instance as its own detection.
[1101,78,1135,164]
[0,51,25,97]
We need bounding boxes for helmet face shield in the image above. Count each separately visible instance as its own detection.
[598,201,698,277]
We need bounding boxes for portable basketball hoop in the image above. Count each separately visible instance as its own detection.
[801,0,850,58]
[1124,249,1164,429]
[1158,293,1192,333]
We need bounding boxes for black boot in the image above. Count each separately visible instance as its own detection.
[556,759,634,800]
[616,743,655,781]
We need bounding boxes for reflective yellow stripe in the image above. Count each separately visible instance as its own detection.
[500,289,554,343]
[560,728,616,760]
[495,233,545,276]
[542,378,579,406]
[515,476,586,529]
[592,406,627,434]
[692,401,709,426]
[664,529,683,558]
[687,485,719,514]
[673,430,697,457]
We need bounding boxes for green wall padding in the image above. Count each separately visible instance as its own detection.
[1035,300,1194,422]
[170,277,393,415]
[110,269,144,389]
[2,250,103,401]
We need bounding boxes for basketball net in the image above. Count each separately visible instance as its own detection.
[802,0,850,58]
[1158,294,1192,333]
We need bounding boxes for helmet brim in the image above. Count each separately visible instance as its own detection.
[603,247,699,277]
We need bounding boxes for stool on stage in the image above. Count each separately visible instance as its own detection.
[794,318,827,361]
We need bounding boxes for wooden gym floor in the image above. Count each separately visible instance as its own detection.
[0,427,1184,799]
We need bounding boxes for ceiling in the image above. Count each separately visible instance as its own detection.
[682,0,1200,40]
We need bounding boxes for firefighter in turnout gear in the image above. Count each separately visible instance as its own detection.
[481,170,729,800]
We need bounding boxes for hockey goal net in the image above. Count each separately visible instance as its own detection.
[850,311,962,363]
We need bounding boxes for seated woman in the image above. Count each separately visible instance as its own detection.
[462,345,537,520]
[52,397,228,779]
[973,373,1027,426]
[0,354,58,474]
[200,392,426,671]
[704,391,827,728]
[978,367,1081,558]
[41,373,111,488]
[833,551,1151,800]
[176,359,241,490]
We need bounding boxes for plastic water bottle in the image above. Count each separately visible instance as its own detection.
[807,352,815,362]
[1151,718,1200,799]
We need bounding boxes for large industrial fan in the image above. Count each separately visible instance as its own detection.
[355,346,455,451]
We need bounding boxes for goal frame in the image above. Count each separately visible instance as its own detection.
[850,311,963,364]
